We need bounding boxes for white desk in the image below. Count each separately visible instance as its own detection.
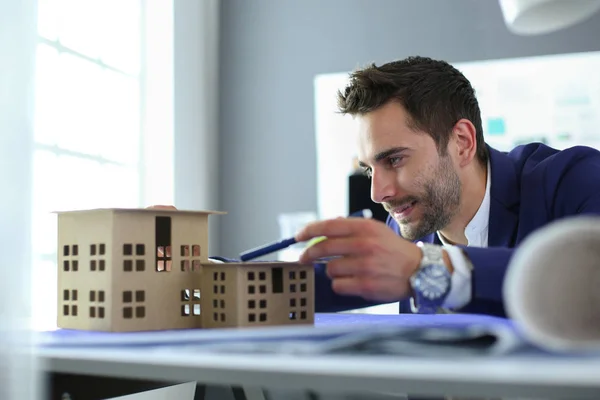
[38,346,600,399]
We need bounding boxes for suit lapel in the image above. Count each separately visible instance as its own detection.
[487,147,520,247]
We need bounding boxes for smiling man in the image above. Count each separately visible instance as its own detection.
[296,56,600,317]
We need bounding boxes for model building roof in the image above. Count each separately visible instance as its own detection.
[53,207,227,215]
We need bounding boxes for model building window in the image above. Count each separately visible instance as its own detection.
[248,313,267,323]
[136,244,145,255]
[247,309,267,323]
[136,259,145,271]
[63,244,79,256]
[123,290,146,319]
[123,244,132,255]
[271,267,283,293]
[181,260,189,272]
[89,244,106,256]
[288,296,308,321]
[192,245,200,256]
[181,288,201,316]
[89,290,105,319]
[181,304,200,316]
[62,289,77,316]
[181,245,189,256]
[212,271,226,281]
[64,260,79,271]
[192,260,201,271]
[155,216,172,272]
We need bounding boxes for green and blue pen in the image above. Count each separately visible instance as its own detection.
[239,208,373,262]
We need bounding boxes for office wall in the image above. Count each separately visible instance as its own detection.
[217,0,600,258]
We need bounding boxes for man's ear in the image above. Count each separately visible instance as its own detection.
[452,119,477,167]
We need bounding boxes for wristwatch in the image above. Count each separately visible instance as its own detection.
[409,242,452,314]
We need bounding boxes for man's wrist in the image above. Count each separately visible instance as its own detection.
[440,245,473,310]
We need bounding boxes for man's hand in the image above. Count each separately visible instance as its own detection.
[295,218,424,303]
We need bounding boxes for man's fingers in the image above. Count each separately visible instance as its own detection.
[295,218,372,242]
[329,276,367,297]
[299,237,372,263]
[324,256,369,279]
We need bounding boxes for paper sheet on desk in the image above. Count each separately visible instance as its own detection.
[144,323,526,358]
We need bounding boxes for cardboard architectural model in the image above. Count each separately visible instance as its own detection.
[56,208,315,332]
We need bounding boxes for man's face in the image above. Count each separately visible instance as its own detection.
[356,102,462,241]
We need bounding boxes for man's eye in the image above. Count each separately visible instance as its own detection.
[388,157,403,167]
[363,168,372,178]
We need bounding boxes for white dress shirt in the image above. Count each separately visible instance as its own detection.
[437,161,491,310]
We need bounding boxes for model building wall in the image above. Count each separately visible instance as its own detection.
[201,265,237,328]
[110,211,208,332]
[202,263,315,329]
[57,209,114,331]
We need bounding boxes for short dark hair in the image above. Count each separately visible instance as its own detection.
[337,56,488,165]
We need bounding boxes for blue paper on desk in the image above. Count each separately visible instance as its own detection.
[39,313,529,358]
[148,321,524,358]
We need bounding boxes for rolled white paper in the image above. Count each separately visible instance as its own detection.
[504,215,600,353]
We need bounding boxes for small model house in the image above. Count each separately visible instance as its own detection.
[56,208,315,332]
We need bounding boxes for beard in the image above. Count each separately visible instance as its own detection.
[385,155,461,241]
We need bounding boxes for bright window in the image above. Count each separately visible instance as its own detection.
[31,0,173,330]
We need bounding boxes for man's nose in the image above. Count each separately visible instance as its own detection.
[370,169,397,203]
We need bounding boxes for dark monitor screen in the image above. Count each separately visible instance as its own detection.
[348,172,389,223]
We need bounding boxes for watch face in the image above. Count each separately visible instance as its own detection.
[413,264,450,300]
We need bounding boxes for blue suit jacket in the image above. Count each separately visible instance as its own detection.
[314,143,600,317]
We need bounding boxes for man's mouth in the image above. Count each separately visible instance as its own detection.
[392,200,418,219]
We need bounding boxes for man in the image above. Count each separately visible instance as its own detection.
[295,56,600,318]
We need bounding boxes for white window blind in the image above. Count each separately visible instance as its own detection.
[31,0,174,331]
